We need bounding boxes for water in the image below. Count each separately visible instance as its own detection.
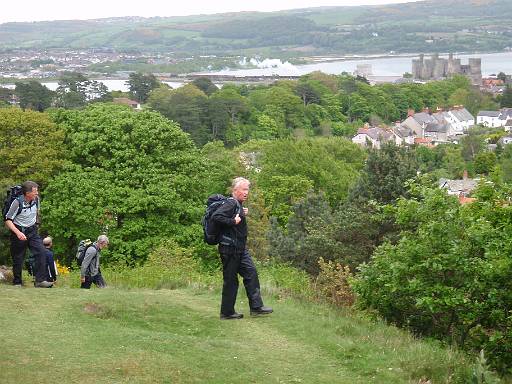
[3,51,512,91]
[2,80,186,92]
[201,51,512,77]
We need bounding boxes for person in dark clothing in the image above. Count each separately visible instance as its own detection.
[4,181,53,288]
[212,177,273,320]
[80,235,108,289]
[42,236,58,284]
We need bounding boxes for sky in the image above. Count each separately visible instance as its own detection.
[0,0,420,24]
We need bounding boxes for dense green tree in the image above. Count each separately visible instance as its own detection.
[0,108,65,188]
[15,81,55,111]
[460,131,486,161]
[0,87,14,107]
[501,85,512,108]
[191,77,218,96]
[350,142,418,204]
[0,108,66,264]
[448,88,498,116]
[147,84,208,145]
[474,151,497,175]
[43,104,207,265]
[128,72,160,103]
[249,85,304,132]
[243,137,365,213]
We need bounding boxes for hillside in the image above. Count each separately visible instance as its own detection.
[0,283,484,383]
[0,0,511,55]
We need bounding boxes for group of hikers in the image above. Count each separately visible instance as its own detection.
[4,177,272,319]
[4,181,108,289]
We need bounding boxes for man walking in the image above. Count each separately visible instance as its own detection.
[212,177,273,320]
[80,235,108,289]
[4,181,53,288]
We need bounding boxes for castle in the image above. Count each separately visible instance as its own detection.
[412,53,482,85]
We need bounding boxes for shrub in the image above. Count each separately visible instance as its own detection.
[314,257,354,306]
[353,183,512,374]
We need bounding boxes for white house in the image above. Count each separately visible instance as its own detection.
[477,108,512,128]
[352,127,394,149]
[447,107,475,134]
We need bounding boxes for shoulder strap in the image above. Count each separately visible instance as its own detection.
[228,197,241,215]
[15,196,24,215]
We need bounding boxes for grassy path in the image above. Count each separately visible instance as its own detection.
[0,285,477,383]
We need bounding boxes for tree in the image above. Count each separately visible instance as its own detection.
[15,81,54,111]
[128,72,160,103]
[191,77,218,96]
[0,87,14,107]
[245,137,365,212]
[54,72,111,109]
[501,85,512,108]
[460,131,485,161]
[350,142,418,204]
[0,108,66,264]
[269,195,385,274]
[474,151,497,175]
[147,84,208,145]
[43,104,208,265]
[0,108,65,188]
[497,72,507,82]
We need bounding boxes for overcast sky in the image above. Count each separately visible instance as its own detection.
[1,0,420,24]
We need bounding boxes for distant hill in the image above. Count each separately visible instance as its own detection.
[0,0,511,55]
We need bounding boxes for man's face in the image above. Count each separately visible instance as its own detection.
[233,182,250,203]
[25,187,38,202]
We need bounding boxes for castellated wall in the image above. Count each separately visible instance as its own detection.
[412,54,482,84]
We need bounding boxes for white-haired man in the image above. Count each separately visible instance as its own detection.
[212,177,273,319]
[80,235,109,289]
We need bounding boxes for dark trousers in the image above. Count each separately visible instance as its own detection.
[219,246,263,316]
[10,225,46,285]
[81,273,106,289]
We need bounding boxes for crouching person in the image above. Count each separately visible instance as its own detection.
[80,235,108,289]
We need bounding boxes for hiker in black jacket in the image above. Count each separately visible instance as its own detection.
[212,177,273,320]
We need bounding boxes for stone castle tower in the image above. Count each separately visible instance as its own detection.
[412,53,482,85]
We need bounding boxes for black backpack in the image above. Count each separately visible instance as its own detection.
[2,185,24,221]
[202,194,238,245]
[76,239,94,266]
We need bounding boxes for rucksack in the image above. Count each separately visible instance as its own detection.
[2,185,23,221]
[202,194,238,245]
[76,239,94,266]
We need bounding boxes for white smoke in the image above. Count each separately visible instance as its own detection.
[239,57,300,75]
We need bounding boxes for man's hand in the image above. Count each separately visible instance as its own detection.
[234,213,241,225]
[80,276,85,283]
[16,232,27,241]
[243,207,249,216]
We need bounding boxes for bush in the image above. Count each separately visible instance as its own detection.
[314,257,354,306]
[353,183,512,374]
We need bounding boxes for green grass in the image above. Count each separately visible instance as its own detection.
[0,279,488,384]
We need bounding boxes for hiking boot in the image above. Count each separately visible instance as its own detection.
[250,306,273,316]
[13,284,23,288]
[34,281,53,288]
[220,312,244,320]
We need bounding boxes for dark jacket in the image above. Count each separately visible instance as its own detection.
[211,198,247,250]
[45,248,58,282]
